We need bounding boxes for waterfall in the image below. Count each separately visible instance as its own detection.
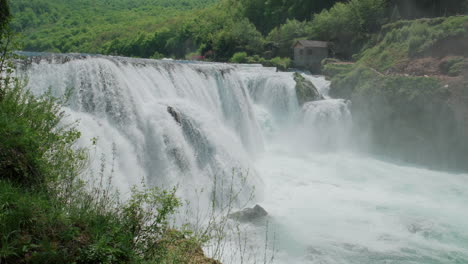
[301,99,352,151]
[21,54,264,202]
[19,53,468,264]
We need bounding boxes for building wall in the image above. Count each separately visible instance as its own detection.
[293,46,328,72]
[293,47,307,67]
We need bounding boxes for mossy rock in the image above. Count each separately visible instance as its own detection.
[294,72,323,105]
[327,63,468,171]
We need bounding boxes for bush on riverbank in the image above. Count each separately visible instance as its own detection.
[229,52,291,71]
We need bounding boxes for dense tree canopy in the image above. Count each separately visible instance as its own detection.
[0,0,10,32]
[9,0,468,61]
[231,0,343,34]
[390,0,468,19]
[9,0,218,53]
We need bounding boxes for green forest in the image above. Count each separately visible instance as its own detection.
[11,0,468,64]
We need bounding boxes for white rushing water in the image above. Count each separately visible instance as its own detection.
[21,54,468,264]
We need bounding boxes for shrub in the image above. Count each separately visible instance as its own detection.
[448,61,465,76]
[0,178,192,264]
[151,51,165,59]
[408,35,425,56]
[246,54,262,64]
[229,51,248,63]
[267,57,291,71]
[0,76,86,188]
[440,57,465,76]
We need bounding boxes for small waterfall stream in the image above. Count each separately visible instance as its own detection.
[19,54,468,264]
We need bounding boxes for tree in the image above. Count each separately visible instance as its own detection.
[390,5,401,22]
[266,19,311,57]
[0,0,10,33]
[388,0,468,19]
[233,0,342,34]
[309,0,386,59]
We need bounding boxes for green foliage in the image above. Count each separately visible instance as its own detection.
[232,0,340,34]
[309,0,387,58]
[388,0,468,19]
[267,57,292,71]
[210,18,264,61]
[0,0,10,32]
[447,61,465,76]
[359,16,468,71]
[101,4,264,61]
[322,62,355,77]
[0,177,195,264]
[10,0,468,63]
[0,77,86,187]
[230,54,291,71]
[266,19,311,58]
[10,0,218,53]
[230,51,248,63]
[440,57,465,76]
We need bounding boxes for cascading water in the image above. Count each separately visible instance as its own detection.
[20,54,263,203]
[20,54,468,264]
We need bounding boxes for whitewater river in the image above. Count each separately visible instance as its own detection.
[257,148,468,263]
[22,54,468,264]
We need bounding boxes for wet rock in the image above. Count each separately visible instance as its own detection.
[228,204,268,222]
[167,106,181,124]
[294,72,323,105]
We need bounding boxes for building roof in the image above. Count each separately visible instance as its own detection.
[293,40,328,48]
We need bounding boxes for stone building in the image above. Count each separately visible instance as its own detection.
[292,40,329,72]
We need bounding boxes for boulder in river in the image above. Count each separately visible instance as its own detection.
[167,106,181,124]
[228,204,268,222]
[294,72,323,105]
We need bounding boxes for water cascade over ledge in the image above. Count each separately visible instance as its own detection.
[19,54,468,264]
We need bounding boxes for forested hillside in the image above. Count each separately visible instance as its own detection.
[10,0,218,53]
[10,0,468,62]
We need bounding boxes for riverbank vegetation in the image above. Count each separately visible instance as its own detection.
[11,0,468,65]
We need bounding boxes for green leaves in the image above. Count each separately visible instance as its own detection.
[310,0,387,58]
[10,0,219,54]
[0,79,85,187]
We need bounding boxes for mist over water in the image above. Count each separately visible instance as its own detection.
[21,54,468,263]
